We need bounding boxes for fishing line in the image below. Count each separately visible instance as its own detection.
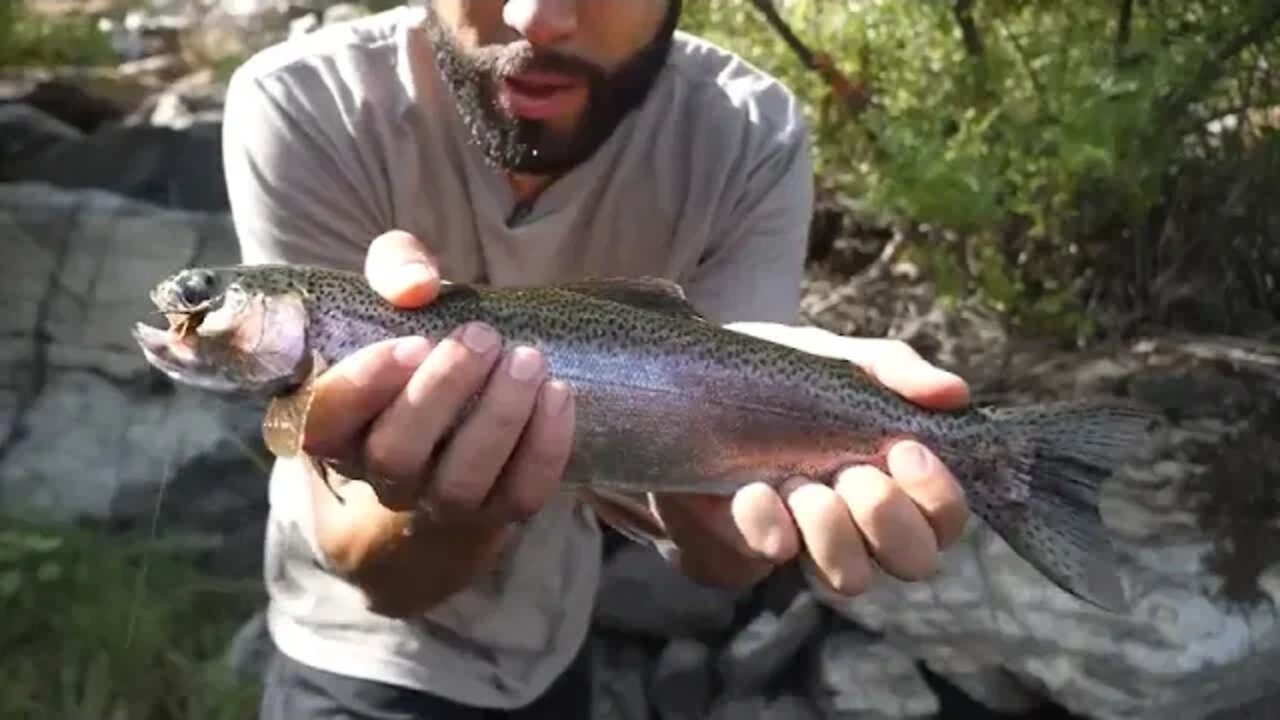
[124,421,179,650]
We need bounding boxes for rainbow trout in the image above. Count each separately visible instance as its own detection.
[131,263,1158,612]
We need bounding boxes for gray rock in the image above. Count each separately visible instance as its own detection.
[704,693,822,720]
[717,590,824,694]
[927,667,1041,715]
[804,347,1280,720]
[0,183,263,564]
[765,694,822,720]
[0,103,83,172]
[594,543,745,640]
[708,694,768,720]
[650,638,713,720]
[3,123,228,211]
[2,77,128,134]
[811,630,939,719]
[590,637,652,720]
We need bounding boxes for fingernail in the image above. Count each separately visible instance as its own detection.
[740,480,800,560]
[542,380,571,416]
[507,346,545,382]
[460,323,500,354]
[392,336,432,366]
[390,262,435,295]
[758,521,789,559]
[889,442,930,478]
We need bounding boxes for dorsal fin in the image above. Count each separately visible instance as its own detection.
[553,277,704,320]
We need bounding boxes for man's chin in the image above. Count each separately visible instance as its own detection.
[474,118,591,174]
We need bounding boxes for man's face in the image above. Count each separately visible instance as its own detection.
[423,0,679,175]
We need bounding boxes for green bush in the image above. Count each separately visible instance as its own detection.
[0,0,117,68]
[683,0,1280,340]
[0,516,261,720]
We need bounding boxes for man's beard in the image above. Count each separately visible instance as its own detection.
[421,3,680,175]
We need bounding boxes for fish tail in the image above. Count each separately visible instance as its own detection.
[975,400,1160,612]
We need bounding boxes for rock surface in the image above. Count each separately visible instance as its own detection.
[0,182,269,581]
[796,326,1280,720]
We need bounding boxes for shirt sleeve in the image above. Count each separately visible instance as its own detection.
[681,100,815,327]
[221,57,391,270]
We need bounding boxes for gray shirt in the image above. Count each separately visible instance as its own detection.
[221,4,813,709]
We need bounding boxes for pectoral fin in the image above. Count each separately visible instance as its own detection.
[262,350,327,458]
[577,488,672,546]
[261,352,346,503]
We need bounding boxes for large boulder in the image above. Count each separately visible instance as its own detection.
[0,182,268,579]
[803,335,1280,720]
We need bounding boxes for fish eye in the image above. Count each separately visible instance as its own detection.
[177,270,217,307]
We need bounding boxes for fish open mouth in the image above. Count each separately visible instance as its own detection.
[132,285,313,397]
[131,316,244,393]
[133,319,200,376]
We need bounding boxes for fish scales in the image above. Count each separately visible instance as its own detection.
[303,274,960,495]
[131,263,1162,613]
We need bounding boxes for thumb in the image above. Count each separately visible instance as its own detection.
[726,324,969,411]
[365,230,441,309]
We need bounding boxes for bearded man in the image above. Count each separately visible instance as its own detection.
[221,2,972,718]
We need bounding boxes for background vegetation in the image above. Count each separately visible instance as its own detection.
[684,0,1280,342]
[0,516,262,719]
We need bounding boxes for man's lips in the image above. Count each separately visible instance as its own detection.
[499,71,585,120]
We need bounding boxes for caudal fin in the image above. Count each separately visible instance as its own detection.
[981,400,1160,612]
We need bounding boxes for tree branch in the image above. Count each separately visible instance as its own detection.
[952,0,990,98]
[1115,0,1134,64]
[746,0,872,112]
[1160,2,1280,124]
[953,0,986,58]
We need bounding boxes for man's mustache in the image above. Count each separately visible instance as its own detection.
[471,41,605,81]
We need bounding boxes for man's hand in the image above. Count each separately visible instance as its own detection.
[651,324,972,596]
[305,230,575,522]
[297,230,576,616]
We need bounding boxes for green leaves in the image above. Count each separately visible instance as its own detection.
[0,517,262,720]
[683,0,1280,340]
[0,2,117,69]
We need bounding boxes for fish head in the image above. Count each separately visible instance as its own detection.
[132,266,314,396]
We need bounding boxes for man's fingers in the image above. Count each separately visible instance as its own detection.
[857,341,970,410]
[487,379,577,521]
[362,322,502,510]
[302,336,432,459]
[886,441,970,549]
[651,483,796,589]
[730,482,801,563]
[780,478,873,596]
[365,230,441,308]
[835,465,940,581]
[430,345,549,515]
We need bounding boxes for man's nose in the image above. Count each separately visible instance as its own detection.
[503,0,578,46]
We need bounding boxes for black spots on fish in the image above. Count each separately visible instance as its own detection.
[961,400,1156,611]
